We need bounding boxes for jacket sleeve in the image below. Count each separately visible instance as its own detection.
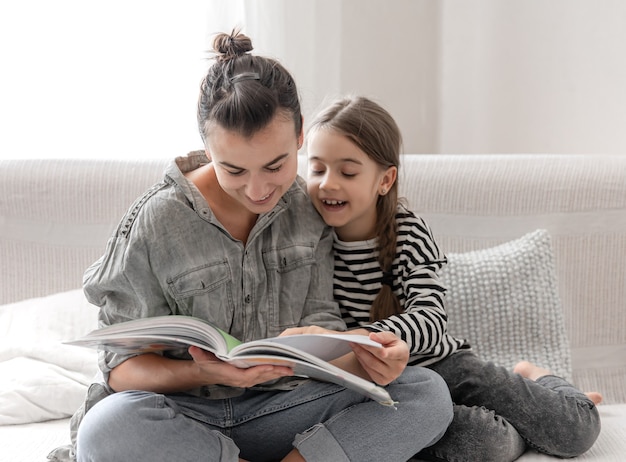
[83,199,175,381]
[298,221,347,332]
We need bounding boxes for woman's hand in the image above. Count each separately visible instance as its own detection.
[108,349,295,393]
[188,346,294,389]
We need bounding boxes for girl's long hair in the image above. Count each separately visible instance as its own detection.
[307,96,402,322]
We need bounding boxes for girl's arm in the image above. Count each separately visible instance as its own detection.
[366,216,451,357]
[370,260,448,355]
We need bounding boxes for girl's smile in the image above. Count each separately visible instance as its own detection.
[321,198,347,208]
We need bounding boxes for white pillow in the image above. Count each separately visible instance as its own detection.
[0,289,99,425]
[441,229,572,381]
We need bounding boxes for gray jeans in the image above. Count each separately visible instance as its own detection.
[416,350,601,462]
[76,366,452,462]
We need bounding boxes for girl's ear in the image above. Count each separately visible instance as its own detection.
[205,147,212,161]
[379,166,398,195]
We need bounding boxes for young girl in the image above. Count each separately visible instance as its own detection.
[301,95,602,461]
[67,33,454,462]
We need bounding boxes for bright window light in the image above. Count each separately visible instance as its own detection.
[0,1,226,160]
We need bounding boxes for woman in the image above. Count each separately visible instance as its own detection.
[71,32,452,462]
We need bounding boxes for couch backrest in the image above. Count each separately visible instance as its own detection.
[2,154,624,403]
[0,158,169,304]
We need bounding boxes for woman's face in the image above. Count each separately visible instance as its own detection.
[206,114,302,214]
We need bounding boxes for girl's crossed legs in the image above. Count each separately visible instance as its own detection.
[416,350,601,462]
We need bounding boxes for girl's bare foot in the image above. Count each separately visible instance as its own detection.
[585,391,603,405]
[282,449,306,461]
[513,360,551,381]
[513,360,604,404]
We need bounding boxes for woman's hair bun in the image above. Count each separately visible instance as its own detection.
[212,28,253,63]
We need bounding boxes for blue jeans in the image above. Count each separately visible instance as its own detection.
[415,350,601,462]
[76,366,452,462]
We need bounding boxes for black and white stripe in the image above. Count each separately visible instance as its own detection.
[333,206,469,366]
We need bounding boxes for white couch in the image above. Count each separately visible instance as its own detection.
[1,154,624,461]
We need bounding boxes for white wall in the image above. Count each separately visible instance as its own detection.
[2,1,625,159]
[0,1,209,160]
[245,0,441,154]
[439,0,626,154]
[303,0,626,155]
[340,1,441,154]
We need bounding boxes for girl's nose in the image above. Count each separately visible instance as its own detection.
[320,173,337,190]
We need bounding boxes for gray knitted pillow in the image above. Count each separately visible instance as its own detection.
[440,229,572,381]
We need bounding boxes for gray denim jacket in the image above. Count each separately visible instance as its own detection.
[83,151,345,381]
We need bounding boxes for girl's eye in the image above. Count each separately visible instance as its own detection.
[308,164,324,175]
[226,169,245,176]
[342,172,357,178]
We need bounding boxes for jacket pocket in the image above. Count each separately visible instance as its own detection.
[167,261,234,322]
[168,260,231,297]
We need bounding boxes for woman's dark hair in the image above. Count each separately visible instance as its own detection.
[197,29,302,142]
[307,96,402,322]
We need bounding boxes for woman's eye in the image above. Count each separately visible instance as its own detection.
[266,165,283,173]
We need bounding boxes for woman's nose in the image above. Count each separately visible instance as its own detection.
[247,176,269,200]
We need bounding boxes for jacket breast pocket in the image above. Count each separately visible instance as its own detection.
[263,243,315,331]
[167,261,234,321]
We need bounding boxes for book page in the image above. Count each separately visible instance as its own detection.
[228,354,395,406]
[231,333,381,362]
[68,315,240,355]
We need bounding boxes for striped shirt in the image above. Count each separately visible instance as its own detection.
[333,205,469,366]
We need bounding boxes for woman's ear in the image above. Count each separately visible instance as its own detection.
[297,120,304,150]
[204,147,212,161]
[379,166,398,195]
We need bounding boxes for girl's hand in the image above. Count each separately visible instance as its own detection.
[351,331,409,386]
[188,346,294,388]
[279,326,409,385]
[279,326,341,336]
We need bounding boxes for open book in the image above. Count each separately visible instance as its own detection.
[67,315,395,406]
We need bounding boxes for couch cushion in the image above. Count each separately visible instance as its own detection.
[0,289,98,425]
[441,229,572,380]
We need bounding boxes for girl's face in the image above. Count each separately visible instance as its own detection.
[206,114,302,214]
[307,128,396,241]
